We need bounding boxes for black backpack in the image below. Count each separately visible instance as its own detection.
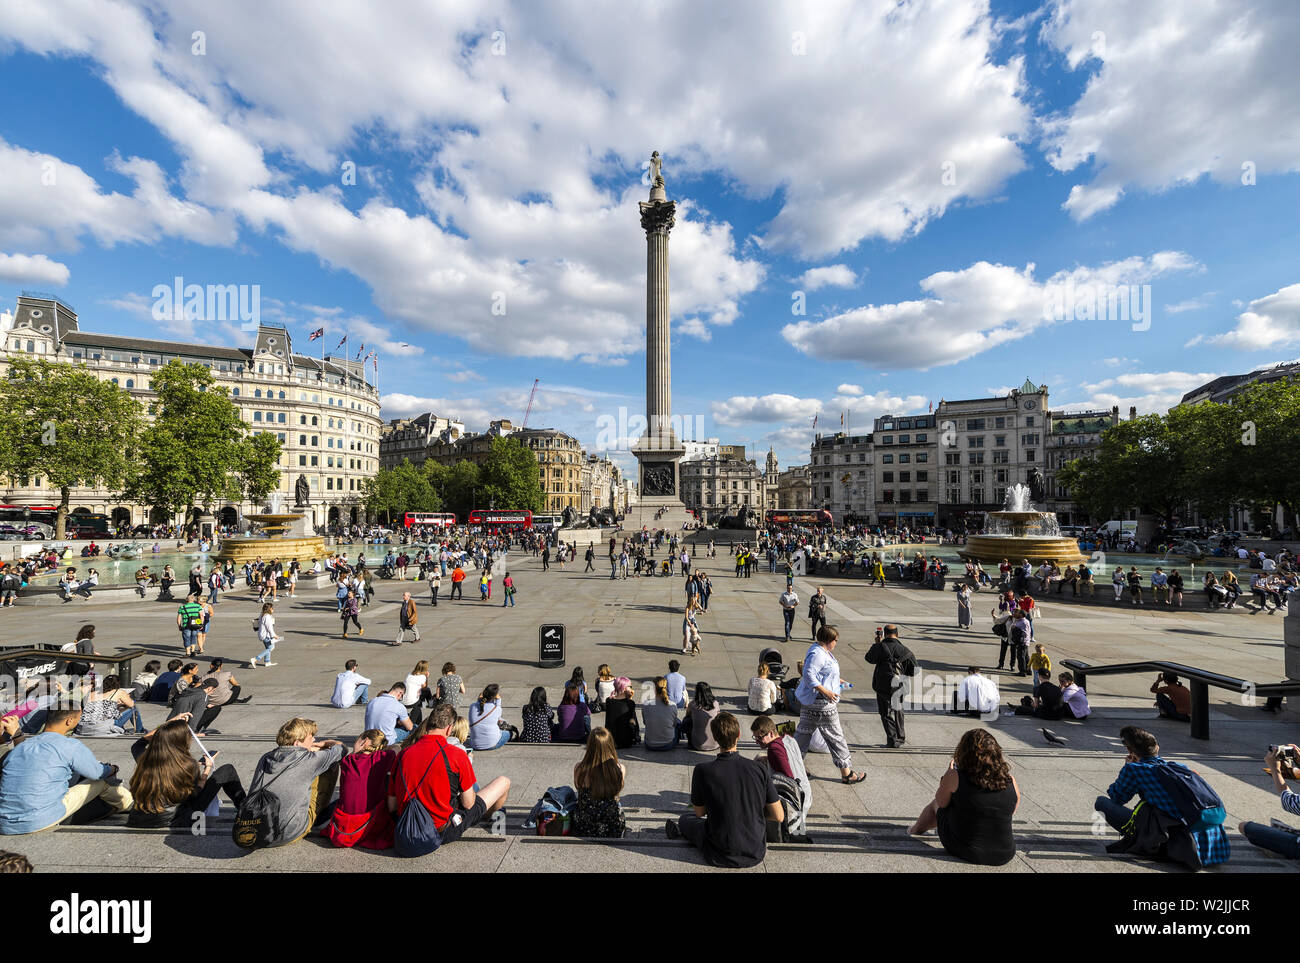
[232,759,295,849]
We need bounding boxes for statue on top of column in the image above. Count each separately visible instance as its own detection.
[649,150,664,189]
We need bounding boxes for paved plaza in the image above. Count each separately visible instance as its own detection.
[2,551,1295,874]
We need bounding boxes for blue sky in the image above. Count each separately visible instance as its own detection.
[0,0,1297,479]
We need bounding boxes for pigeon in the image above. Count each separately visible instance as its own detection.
[1041,727,1069,746]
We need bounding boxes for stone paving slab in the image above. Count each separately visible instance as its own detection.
[0,549,1295,873]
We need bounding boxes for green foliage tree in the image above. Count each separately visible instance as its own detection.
[241,431,284,505]
[1231,379,1300,531]
[440,460,481,519]
[479,436,545,513]
[363,460,441,524]
[122,361,277,527]
[0,357,147,539]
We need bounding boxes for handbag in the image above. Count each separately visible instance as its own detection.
[394,742,459,857]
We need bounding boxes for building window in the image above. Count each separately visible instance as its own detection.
[898,434,910,444]
[915,453,927,463]
[967,436,984,448]
[966,418,985,430]
[1026,449,1036,462]
[994,435,1006,447]
[898,453,910,464]
[899,471,911,482]
[915,433,927,442]
[945,453,960,466]
[916,471,928,482]
[970,452,985,465]
[915,489,927,502]
[882,454,893,464]
[882,471,894,483]
[882,490,894,503]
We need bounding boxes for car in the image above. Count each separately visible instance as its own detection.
[0,525,22,540]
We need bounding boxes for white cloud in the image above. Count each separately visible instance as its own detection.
[1165,293,1215,315]
[0,252,69,286]
[445,369,484,383]
[712,394,822,426]
[1061,370,1219,414]
[782,252,1199,369]
[836,383,863,396]
[1042,0,1300,219]
[379,393,496,429]
[1202,283,1300,351]
[798,265,858,291]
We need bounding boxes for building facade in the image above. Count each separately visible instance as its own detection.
[811,431,874,524]
[0,294,382,530]
[680,454,765,522]
[681,437,721,462]
[934,380,1047,529]
[763,447,780,513]
[379,412,465,470]
[776,465,812,510]
[1042,406,1120,526]
[871,414,936,528]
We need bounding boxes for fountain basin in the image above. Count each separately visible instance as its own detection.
[957,536,1087,568]
[214,509,327,565]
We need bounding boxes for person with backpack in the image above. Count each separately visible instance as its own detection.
[866,623,918,750]
[324,729,397,850]
[501,571,516,606]
[177,594,205,657]
[233,717,344,850]
[250,602,281,669]
[388,701,510,855]
[1093,726,1229,868]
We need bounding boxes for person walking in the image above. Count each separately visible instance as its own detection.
[542,546,550,572]
[793,626,866,784]
[808,586,828,641]
[427,567,441,606]
[866,624,918,749]
[585,546,595,572]
[251,602,281,668]
[394,591,420,646]
[779,585,799,643]
[340,590,364,638]
[682,600,702,656]
[501,571,516,606]
[956,583,972,629]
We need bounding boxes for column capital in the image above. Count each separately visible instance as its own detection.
[639,199,676,235]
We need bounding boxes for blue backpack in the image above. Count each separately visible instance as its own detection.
[1153,760,1226,829]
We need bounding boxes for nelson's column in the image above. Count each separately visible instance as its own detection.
[628,151,693,530]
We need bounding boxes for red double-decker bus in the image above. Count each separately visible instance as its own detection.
[467,509,532,529]
[766,509,834,527]
[402,512,456,530]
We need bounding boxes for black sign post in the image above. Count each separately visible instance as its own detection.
[538,624,566,669]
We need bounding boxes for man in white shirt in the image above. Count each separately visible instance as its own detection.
[331,659,371,708]
[779,587,799,643]
[954,667,999,717]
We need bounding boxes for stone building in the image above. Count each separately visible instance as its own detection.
[811,431,874,524]
[379,412,465,470]
[424,421,585,514]
[0,293,382,530]
[1042,406,1120,526]
[776,465,812,510]
[870,414,937,529]
[680,453,765,523]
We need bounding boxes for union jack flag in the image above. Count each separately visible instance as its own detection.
[307,327,323,341]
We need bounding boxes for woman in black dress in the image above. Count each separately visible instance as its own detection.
[908,728,1019,865]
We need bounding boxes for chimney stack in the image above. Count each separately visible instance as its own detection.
[1128,406,1137,421]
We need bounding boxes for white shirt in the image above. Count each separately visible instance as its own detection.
[402,673,427,706]
[748,676,779,711]
[957,674,1000,714]
[332,669,371,708]
[780,590,799,610]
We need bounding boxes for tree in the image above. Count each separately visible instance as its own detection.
[1231,378,1300,532]
[241,431,284,506]
[441,460,481,519]
[362,460,441,524]
[0,358,147,538]
[479,436,545,513]
[122,361,276,527]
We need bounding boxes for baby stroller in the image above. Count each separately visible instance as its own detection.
[759,648,788,685]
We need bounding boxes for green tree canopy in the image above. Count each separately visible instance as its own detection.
[0,357,147,538]
[362,459,441,524]
[479,436,544,514]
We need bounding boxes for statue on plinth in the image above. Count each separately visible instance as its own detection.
[295,473,311,508]
[649,150,664,189]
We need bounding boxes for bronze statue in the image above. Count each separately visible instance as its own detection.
[295,473,311,508]
[1027,467,1045,504]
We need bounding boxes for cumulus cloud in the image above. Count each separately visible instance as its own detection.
[712,393,821,426]
[1059,371,1219,415]
[798,265,858,291]
[1199,283,1300,351]
[782,252,1200,369]
[1041,0,1300,219]
[0,252,69,286]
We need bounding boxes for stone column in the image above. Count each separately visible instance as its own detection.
[640,197,676,449]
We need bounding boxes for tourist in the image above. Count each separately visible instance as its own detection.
[779,584,799,643]
[331,659,371,708]
[644,676,683,751]
[501,570,516,606]
[665,659,689,709]
[136,564,154,598]
[685,682,721,751]
[131,660,162,702]
[747,662,779,714]
[1126,566,1144,605]
[467,683,514,750]
[1221,570,1241,608]
[427,566,441,606]
[1151,672,1191,722]
[751,714,812,836]
[324,730,397,850]
[177,593,205,657]
[1028,643,1051,696]
[866,624,918,751]
[797,626,867,780]
[1093,726,1229,868]
[682,599,702,655]
[1151,567,1169,605]
[1237,745,1300,860]
[450,563,467,599]
[1015,667,1065,718]
[394,590,419,646]
[127,717,247,829]
[604,678,640,748]
[237,717,344,848]
[388,702,510,853]
[75,675,144,736]
[1059,671,1092,720]
[571,726,627,838]
[956,582,971,629]
[953,667,999,716]
[664,712,784,867]
[0,708,133,835]
[251,602,281,668]
[595,664,617,704]
[1111,567,1125,601]
[1008,612,1031,677]
[1078,562,1094,596]
[554,682,592,743]
[403,660,431,724]
[437,662,466,709]
[520,686,554,743]
[908,729,1019,866]
[569,666,589,704]
[168,677,223,734]
[147,659,184,703]
[365,682,416,745]
[62,624,98,656]
[1168,568,1184,607]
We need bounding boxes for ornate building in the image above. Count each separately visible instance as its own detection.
[0,293,383,530]
[763,447,780,513]
[776,465,812,510]
[812,430,875,524]
[1042,406,1120,526]
[680,453,764,523]
[379,412,465,470]
[424,420,586,514]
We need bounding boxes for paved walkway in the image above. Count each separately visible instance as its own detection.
[2,549,1295,873]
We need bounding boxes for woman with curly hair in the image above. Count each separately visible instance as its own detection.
[908,728,1019,865]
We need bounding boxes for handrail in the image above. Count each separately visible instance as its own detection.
[1059,658,1300,740]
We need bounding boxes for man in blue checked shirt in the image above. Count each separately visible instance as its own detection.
[1094,726,1229,867]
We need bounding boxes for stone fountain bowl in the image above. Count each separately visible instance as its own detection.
[958,535,1087,568]
[214,511,326,564]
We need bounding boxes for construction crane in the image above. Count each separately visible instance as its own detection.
[522,378,540,428]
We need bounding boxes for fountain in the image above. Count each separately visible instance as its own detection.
[214,487,328,565]
[958,483,1086,567]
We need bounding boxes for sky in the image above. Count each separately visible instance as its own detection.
[0,0,1298,480]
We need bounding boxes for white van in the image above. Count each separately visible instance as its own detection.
[1098,520,1138,537]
